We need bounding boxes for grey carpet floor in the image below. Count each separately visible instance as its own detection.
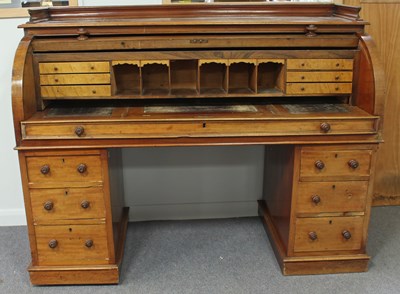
[1,206,399,294]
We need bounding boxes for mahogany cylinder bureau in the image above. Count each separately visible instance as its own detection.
[11,3,385,285]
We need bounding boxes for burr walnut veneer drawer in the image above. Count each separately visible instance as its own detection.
[286,72,353,83]
[35,224,110,266]
[293,216,364,253]
[286,83,352,95]
[26,155,103,184]
[300,149,372,180]
[286,59,353,70]
[41,85,112,98]
[296,181,368,214]
[30,187,106,224]
[39,62,110,74]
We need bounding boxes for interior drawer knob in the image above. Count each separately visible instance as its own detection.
[75,126,85,137]
[81,200,90,209]
[311,195,321,204]
[308,232,318,241]
[77,163,87,174]
[40,165,50,175]
[342,230,352,240]
[43,201,54,211]
[348,159,359,169]
[314,160,325,170]
[320,122,331,133]
[48,239,58,249]
[85,239,94,248]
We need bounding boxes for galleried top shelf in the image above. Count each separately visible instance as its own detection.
[21,4,366,36]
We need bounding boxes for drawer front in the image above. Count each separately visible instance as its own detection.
[286,72,353,83]
[26,155,103,184]
[30,187,106,224]
[296,181,368,214]
[287,59,353,70]
[286,83,352,95]
[35,224,109,266]
[294,216,364,252]
[21,118,377,140]
[40,74,111,85]
[39,62,110,74]
[41,85,112,98]
[300,149,372,180]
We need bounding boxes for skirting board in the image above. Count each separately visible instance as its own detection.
[0,209,27,226]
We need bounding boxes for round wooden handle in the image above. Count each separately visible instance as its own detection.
[85,239,94,248]
[315,160,325,170]
[75,126,85,137]
[43,201,54,211]
[308,232,318,241]
[311,195,321,204]
[40,165,50,175]
[342,230,352,240]
[48,239,58,249]
[77,163,87,174]
[81,200,90,209]
[320,122,331,133]
[348,159,359,169]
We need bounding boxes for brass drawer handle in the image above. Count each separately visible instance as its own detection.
[348,159,359,169]
[342,230,352,240]
[43,201,54,211]
[311,195,321,205]
[314,160,325,170]
[40,165,50,175]
[48,239,58,249]
[320,122,331,133]
[81,200,90,209]
[85,239,94,248]
[77,163,87,174]
[308,232,318,241]
[75,126,85,137]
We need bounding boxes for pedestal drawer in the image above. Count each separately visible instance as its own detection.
[35,224,110,266]
[30,187,106,224]
[300,149,372,180]
[293,216,364,253]
[296,181,368,214]
[26,155,103,184]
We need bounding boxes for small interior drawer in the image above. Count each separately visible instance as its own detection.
[287,59,353,70]
[296,181,368,214]
[39,62,110,74]
[41,85,112,98]
[26,155,103,185]
[30,187,106,224]
[35,224,110,266]
[286,83,352,95]
[40,74,111,85]
[293,216,364,253]
[286,71,353,82]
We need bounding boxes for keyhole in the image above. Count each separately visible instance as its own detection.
[62,158,65,163]
[64,190,69,196]
[332,185,336,190]
[335,153,338,158]
[202,122,207,128]
[69,228,72,232]
[329,220,333,225]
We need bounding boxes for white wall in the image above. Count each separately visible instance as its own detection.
[0,0,264,226]
[0,18,28,226]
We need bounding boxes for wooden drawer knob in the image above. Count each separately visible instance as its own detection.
[85,239,94,248]
[81,200,90,209]
[320,122,331,133]
[311,195,321,205]
[75,126,85,137]
[40,165,50,175]
[314,160,325,170]
[43,201,54,211]
[348,159,359,169]
[77,163,87,174]
[342,230,352,240]
[48,239,58,249]
[308,232,318,241]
